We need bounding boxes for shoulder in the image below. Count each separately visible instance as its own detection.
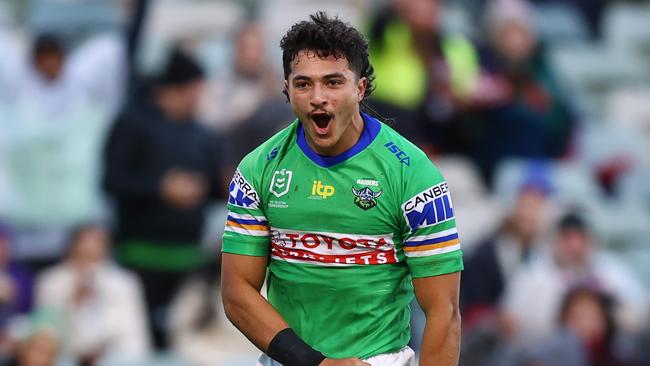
[236,120,298,177]
[375,121,441,172]
[373,122,447,197]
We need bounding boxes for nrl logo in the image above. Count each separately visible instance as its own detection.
[352,186,382,210]
[270,169,293,198]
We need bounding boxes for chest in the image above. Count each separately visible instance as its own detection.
[261,154,402,239]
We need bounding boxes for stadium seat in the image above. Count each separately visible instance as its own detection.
[441,4,477,39]
[0,2,14,27]
[606,87,650,143]
[574,124,650,186]
[532,2,589,44]
[617,167,650,214]
[144,0,244,41]
[135,0,244,77]
[492,158,612,241]
[613,247,650,288]
[604,3,650,55]
[27,0,124,39]
[258,0,370,69]
[548,44,650,118]
[572,125,650,245]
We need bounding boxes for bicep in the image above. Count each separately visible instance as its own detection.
[221,253,268,293]
[413,272,461,316]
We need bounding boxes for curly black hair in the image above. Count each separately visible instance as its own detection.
[280,12,375,100]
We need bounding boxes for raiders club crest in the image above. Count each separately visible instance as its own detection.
[352,186,382,210]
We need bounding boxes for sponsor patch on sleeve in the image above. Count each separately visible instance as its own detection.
[228,169,260,209]
[401,182,454,232]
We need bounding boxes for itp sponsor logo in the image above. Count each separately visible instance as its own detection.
[311,180,335,199]
[402,182,454,231]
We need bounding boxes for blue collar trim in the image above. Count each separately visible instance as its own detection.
[296,112,381,168]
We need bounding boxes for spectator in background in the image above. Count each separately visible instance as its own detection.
[367,0,483,154]
[0,223,33,362]
[502,212,649,343]
[520,287,638,366]
[103,47,224,349]
[35,224,149,365]
[461,177,551,329]
[0,30,127,263]
[208,22,294,178]
[465,0,575,183]
[198,22,284,132]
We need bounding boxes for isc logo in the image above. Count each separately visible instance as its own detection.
[385,142,410,166]
[312,180,335,199]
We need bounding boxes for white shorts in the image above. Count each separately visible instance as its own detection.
[255,346,416,366]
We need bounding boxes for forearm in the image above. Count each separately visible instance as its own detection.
[222,276,289,352]
[419,308,461,366]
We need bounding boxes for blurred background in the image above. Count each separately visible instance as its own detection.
[0,0,649,365]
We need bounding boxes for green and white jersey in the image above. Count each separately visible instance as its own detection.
[222,113,463,360]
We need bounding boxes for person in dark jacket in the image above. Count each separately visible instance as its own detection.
[103,48,224,349]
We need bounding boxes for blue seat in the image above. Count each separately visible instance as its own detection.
[533,2,589,44]
[27,0,123,37]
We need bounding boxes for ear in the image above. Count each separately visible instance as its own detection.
[282,79,289,100]
[357,77,367,102]
[283,79,290,101]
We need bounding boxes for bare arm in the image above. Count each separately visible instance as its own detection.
[413,272,462,366]
[221,253,370,366]
[221,253,289,352]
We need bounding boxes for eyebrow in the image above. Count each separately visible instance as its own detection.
[291,72,346,81]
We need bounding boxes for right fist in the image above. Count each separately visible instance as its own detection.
[319,358,371,366]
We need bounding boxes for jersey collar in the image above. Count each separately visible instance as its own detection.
[297,112,381,168]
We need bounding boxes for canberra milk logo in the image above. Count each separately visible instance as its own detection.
[311,180,335,199]
[228,169,259,208]
[270,169,293,198]
[401,182,454,231]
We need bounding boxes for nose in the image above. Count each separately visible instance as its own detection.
[309,84,327,108]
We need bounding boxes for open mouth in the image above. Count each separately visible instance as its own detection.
[310,112,332,134]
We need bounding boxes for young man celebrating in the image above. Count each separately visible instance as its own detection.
[221,13,463,366]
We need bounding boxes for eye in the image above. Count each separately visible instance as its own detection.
[327,79,343,86]
[294,82,308,88]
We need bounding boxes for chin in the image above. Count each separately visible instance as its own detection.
[312,136,338,151]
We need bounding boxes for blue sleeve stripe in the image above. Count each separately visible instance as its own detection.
[227,215,268,226]
[404,232,459,247]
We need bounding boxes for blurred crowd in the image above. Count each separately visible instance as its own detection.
[0,0,648,365]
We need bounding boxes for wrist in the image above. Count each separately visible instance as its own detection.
[267,328,326,366]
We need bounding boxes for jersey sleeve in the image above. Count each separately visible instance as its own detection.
[222,165,270,257]
[399,159,464,278]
